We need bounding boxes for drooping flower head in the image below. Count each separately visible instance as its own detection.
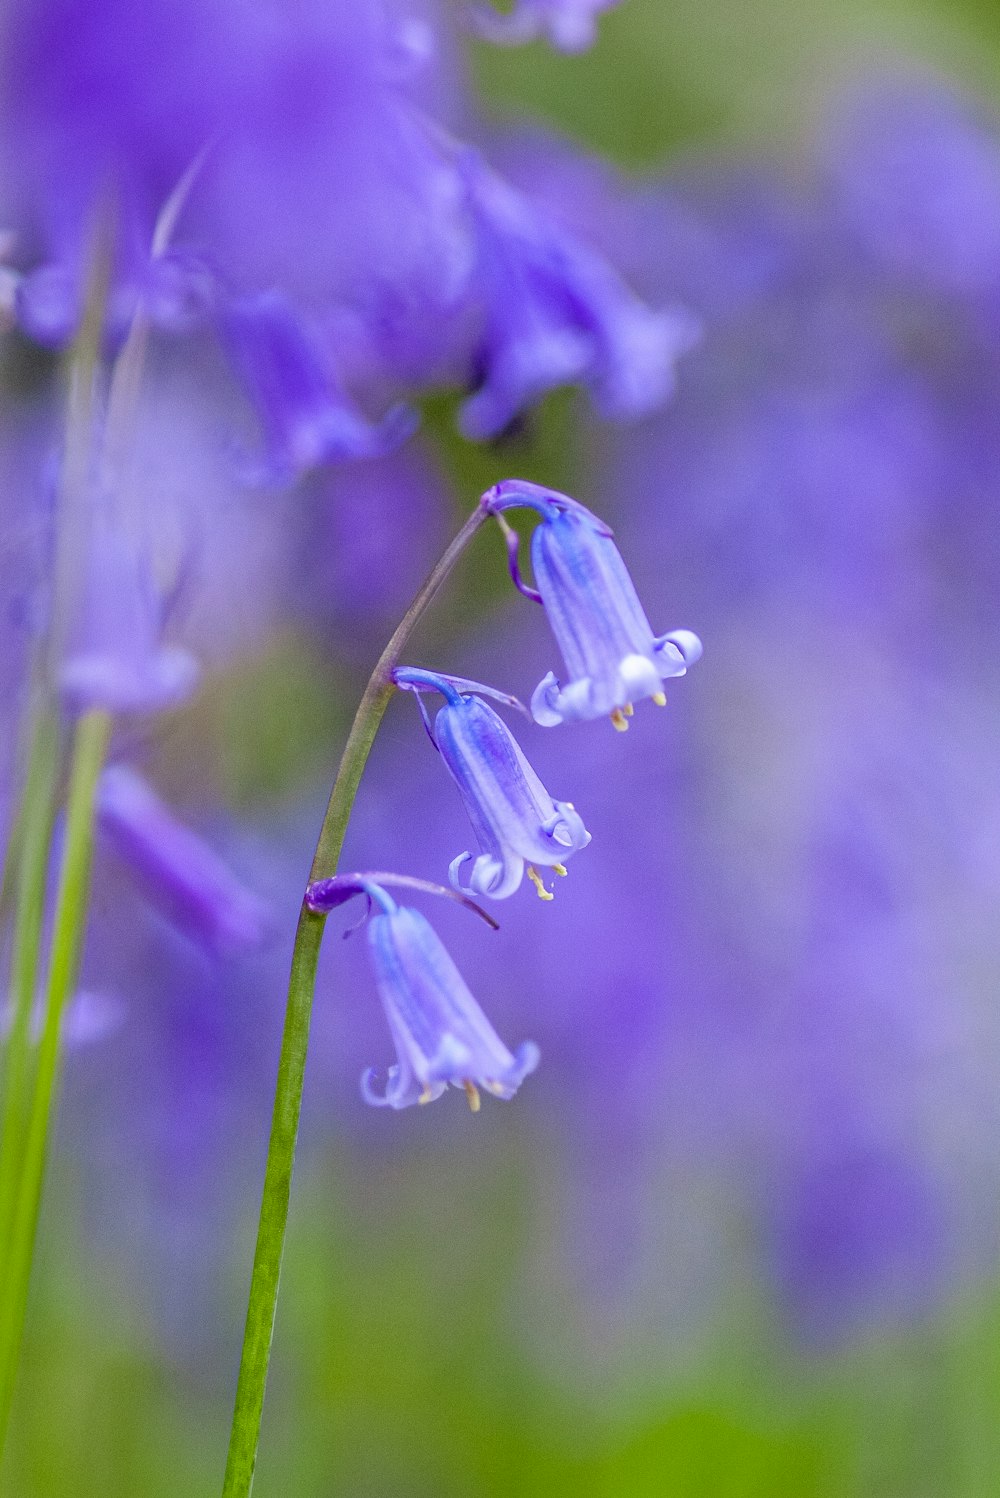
[456,154,698,440]
[96,765,271,954]
[222,292,416,483]
[483,479,702,728]
[59,507,199,714]
[306,875,539,1111]
[394,667,591,899]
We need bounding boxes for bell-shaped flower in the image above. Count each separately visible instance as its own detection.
[394,668,591,899]
[352,882,539,1110]
[484,479,702,727]
[223,292,416,483]
[468,0,622,53]
[457,155,698,440]
[96,765,270,954]
[59,512,199,715]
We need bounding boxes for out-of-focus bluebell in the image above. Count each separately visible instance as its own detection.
[5,1,462,317]
[457,153,698,439]
[5,0,685,455]
[59,507,199,714]
[353,882,539,1110]
[221,292,416,483]
[467,0,623,52]
[4,1,471,435]
[485,479,702,726]
[394,667,591,899]
[0,399,60,841]
[96,764,271,955]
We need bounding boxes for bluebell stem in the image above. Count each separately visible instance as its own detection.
[483,479,702,729]
[96,765,270,954]
[467,0,623,52]
[311,878,538,1111]
[394,667,591,899]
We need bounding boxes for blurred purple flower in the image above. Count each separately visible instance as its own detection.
[59,509,199,715]
[358,883,540,1110]
[222,292,416,483]
[96,764,271,954]
[457,153,698,439]
[4,1,472,426]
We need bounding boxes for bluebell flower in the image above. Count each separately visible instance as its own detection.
[5,0,473,429]
[483,480,702,728]
[222,292,416,483]
[96,765,270,954]
[353,882,539,1111]
[394,668,591,899]
[457,155,698,440]
[60,510,200,714]
[467,0,623,53]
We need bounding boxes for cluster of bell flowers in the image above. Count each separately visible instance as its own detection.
[307,479,702,1111]
[3,0,687,487]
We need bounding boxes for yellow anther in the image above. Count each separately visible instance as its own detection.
[610,708,630,732]
[527,864,555,901]
[463,1080,481,1113]
[652,691,667,707]
[485,1080,506,1097]
[623,703,634,717]
[553,862,568,877]
[418,1086,435,1105]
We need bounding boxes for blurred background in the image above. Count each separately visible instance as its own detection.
[6,0,1000,1493]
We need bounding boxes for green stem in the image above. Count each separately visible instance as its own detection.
[0,708,111,1452]
[221,501,489,1498]
[0,711,60,1268]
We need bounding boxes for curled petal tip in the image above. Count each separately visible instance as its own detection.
[530,671,564,727]
[360,1066,394,1108]
[513,1040,541,1083]
[658,629,703,669]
